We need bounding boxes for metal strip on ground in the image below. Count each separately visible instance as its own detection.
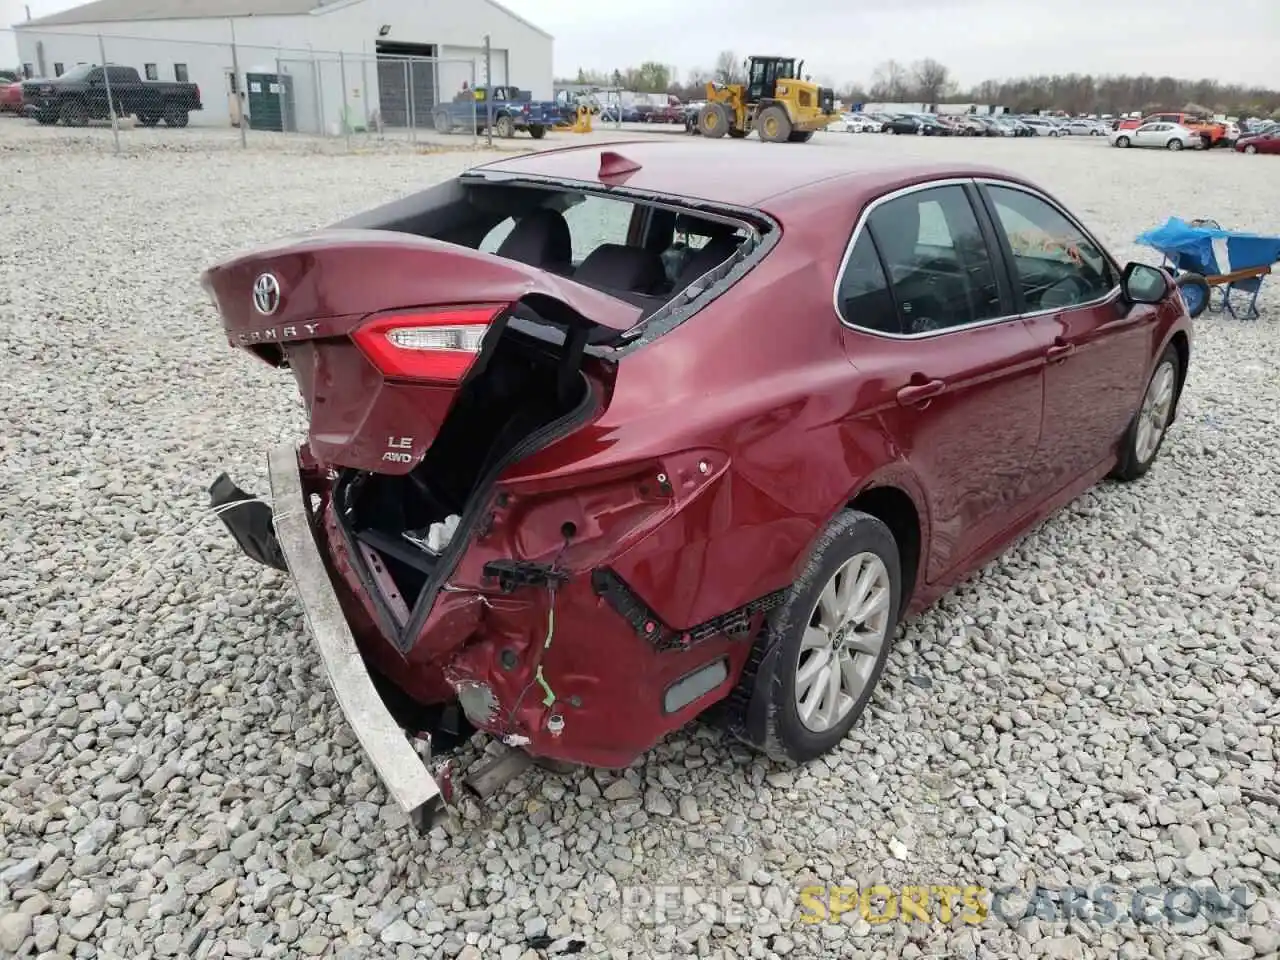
[266,443,441,822]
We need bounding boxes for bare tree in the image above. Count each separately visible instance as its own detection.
[869,60,910,101]
[714,50,745,86]
[912,59,953,103]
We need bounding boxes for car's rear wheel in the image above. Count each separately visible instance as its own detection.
[495,114,514,138]
[137,113,160,127]
[1112,344,1181,482]
[164,105,188,127]
[734,509,901,762]
[528,124,546,140]
[1245,144,1258,155]
[432,107,451,133]
[1167,138,1184,151]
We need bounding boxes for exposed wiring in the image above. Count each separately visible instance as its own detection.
[534,597,557,707]
[500,532,573,729]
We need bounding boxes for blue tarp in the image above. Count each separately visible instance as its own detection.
[1136,217,1280,276]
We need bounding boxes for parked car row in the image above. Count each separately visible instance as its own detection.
[855,112,1041,137]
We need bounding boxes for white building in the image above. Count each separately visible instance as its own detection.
[14,0,553,132]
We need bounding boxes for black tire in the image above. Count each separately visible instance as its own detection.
[60,100,87,126]
[757,104,791,143]
[164,105,188,128]
[698,104,728,138]
[787,130,814,143]
[1111,343,1181,482]
[494,114,514,138]
[432,108,451,134]
[138,114,160,127]
[528,124,546,140]
[1167,138,1183,151]
[733,509,901,763]
[727,126,747,139]
[35,112,58,126]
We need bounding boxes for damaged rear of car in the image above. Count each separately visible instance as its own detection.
[204,150,784,824]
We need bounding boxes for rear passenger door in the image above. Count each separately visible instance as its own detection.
[835,181,1047,583]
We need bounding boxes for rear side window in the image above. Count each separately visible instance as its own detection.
[836,232,898,334]
[864,185,1003,335]
[563,195,634,262]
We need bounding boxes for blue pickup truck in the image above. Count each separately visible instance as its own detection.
[431,85,560,139]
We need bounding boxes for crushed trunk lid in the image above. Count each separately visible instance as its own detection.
[201,229,640,474]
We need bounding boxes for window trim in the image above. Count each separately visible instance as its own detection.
[832,176,1120,340]
[833,177,1017,340]
[973,177,1122,320]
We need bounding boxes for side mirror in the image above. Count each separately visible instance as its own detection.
[1120,262,1170,304]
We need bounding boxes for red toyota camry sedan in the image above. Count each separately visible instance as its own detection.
[205,141,1191,825]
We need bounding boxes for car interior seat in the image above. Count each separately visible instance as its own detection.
[496,208,573,273]
[573,243,668,296]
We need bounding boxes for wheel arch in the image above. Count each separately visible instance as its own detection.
[846,483,924,615]
[1167,329,1191,418]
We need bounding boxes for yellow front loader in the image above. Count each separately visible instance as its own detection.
[697,55,837,143]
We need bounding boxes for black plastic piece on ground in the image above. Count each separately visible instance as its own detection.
[209,473,287,572]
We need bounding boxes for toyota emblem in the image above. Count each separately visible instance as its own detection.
[252,273,281,316]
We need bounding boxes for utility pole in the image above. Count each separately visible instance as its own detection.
[483,34,492,148]
[229,19,246,148]
[98,35,120,153]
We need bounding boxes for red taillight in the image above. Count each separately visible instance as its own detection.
[352,304,505,382]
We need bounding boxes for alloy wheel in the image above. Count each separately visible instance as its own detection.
[794,552,891,733]
[1134,360,1176,464]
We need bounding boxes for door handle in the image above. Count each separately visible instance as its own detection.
[896,378,946,406]
[1046,342,1075,363]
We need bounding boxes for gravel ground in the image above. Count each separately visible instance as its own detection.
[1,122,1278,960]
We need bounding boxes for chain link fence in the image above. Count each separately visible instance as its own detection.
[1,27,489,151]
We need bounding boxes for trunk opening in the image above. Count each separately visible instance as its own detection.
[336,308,601,615]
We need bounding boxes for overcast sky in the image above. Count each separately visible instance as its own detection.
[6,0,1279,89]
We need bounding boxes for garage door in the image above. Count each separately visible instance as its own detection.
[376,43,437,128]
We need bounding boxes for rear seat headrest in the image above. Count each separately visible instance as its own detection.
[496,208,572,270]
[574,243,667,294]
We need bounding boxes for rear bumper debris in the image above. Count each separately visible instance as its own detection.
[265,444,446,830]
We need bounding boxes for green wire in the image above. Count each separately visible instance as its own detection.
[535,595,556,707]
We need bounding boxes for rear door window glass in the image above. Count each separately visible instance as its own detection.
[562,195,636,262]
[866,185,1003,334]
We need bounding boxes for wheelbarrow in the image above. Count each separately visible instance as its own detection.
[1135,217,1280,320]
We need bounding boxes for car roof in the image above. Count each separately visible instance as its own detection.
[470,140,1023,212]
